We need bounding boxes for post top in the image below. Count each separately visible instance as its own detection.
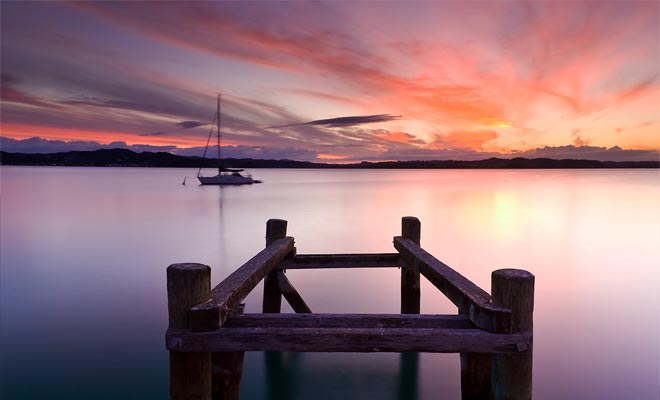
[492,269,534,280]
[401,216,421,244]
[167,263,210,272]
[267,218,288,224]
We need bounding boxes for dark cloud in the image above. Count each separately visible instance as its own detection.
[513,145,659,162]
[4,136,657,163]
[174,145,318,161]
[274,114,401,129]
[176,121,207,129]
[0,137,176,154]
[139,132,166,136]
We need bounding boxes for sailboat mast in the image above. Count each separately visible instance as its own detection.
[217,94,222,175]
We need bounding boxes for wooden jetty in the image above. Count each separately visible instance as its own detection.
[166,217,534,400]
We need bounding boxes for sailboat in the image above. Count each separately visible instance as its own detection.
[197,94,256,185]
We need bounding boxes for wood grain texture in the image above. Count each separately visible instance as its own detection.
[278,253,400,269]
[394,236,512,333]
[166,263,212,400]
[491,269,535,400]
[190,237,295,331]
[401,217,421,314]
[212,305,244,400]
[276,271,312,313]
[167,326,531,353]
[224,313,477,329]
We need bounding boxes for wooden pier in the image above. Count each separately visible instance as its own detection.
[166,217,534,400]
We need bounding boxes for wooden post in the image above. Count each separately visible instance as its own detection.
[460,352,492,400]
[491,269,534,400]
[400,216,421,314]
[167,263,212,400]
[212,304,245,400]
[263,219,287,313]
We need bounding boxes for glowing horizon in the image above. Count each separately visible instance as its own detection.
[1,1,658,161]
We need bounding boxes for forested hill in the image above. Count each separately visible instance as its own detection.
[1,149,658,169]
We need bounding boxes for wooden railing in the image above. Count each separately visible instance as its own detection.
[166,217,534,400]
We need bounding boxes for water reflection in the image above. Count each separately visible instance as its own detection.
[1,167,658,399]
[397,353,419,400]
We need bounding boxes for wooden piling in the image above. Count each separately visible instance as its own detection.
[263,219,287,313]
[460,352,492,400]
[491,269,534,400]
[167,263,212,400]
[212,304,245,400]
[165,217,535,400]
[400,216,421,314]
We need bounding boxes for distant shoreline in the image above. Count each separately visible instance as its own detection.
[1,149,658,169]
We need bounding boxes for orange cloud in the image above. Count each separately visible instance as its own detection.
[373,131,418,144]
[433,130,499,150]
[0,122,202,147]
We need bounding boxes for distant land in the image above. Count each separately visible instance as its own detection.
[1,149,658,169]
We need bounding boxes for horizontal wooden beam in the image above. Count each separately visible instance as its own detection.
[224,313,476,329]
[190,237,295,331]
[394,237,512,333]
[278,253,400,270]
[167,326,531,354]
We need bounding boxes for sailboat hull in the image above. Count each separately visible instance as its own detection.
[198,174,254,185]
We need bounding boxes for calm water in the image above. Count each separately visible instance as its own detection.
[1,167,658,399]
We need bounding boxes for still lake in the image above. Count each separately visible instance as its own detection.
[1,167,658,399]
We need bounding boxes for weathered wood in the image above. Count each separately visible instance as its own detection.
[263,219,288,313]
[225,313,476,329]
[266,219,288,246]
[401,216,421,244]
[276,271,312,313]
[212,304,244,400]
[278,253,400,269]
[262,272,282,313]
[394,236,512,333]
[461,353,493,400]
[167,263,212,400]
[190,237,295,331]
[400,216,421,314]
[491,269,534,400]
[491,269,534,333]
[167,327,531,354]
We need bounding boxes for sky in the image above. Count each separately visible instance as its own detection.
[1,1,659,162]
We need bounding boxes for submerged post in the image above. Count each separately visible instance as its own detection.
[400,217,421,314]
[212,304,245,400]
[491,269,534,400]
[263,219,287,313]
[167,263,212,400]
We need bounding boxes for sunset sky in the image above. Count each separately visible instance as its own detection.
[1,1,658,161]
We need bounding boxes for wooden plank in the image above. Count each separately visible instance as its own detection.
[393,237,512,333]
[276,271,312,313]
[167,327,531,354]
[278,253,399,270]
[190,237,295,331]
[224,313,476,329]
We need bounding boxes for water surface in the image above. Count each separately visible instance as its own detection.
[1,167,658,399]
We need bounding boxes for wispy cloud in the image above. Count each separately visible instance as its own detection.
[273,114,401,129]
[176,121,207,129]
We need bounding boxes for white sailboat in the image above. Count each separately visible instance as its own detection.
[197,94,257,185]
